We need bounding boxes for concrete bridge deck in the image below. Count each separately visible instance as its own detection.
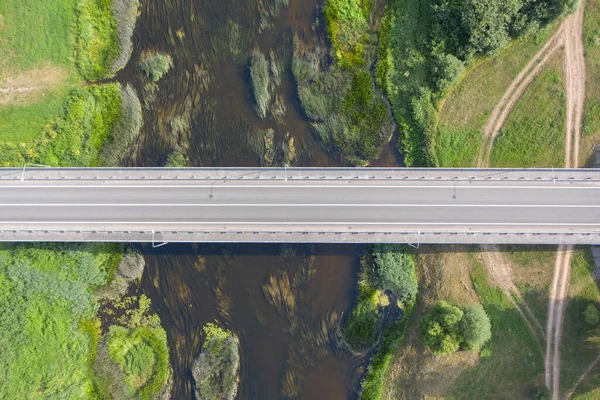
[0,167,598,244]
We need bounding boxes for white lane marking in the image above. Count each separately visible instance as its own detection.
[0,184,598,189]
[1,222,599,226]
[0,203,598,208]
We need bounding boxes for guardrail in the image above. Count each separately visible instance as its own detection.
[1,229,598,245]
[1,167,600,182]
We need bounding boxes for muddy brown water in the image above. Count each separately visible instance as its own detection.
[117,0,403,398]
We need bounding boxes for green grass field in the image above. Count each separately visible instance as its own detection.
[490,53,566,168]
[0,0,77,76]
[582,0,600,138]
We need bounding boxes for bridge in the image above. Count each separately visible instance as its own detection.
[0,167,598,245]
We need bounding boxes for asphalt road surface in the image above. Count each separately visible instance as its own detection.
[0,180,598,233]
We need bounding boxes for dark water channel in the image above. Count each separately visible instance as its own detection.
[116,0,403,398]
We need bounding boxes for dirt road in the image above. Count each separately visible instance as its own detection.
[547,3,586,399]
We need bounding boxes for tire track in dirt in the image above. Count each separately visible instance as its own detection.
[479,245,546,349]
[477,28,565,167]
[564,2,586,168]
[565,353,600,399]
[548,4,586,398]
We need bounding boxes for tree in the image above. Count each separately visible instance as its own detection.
[430,53,464,92]
[460,304,492,351]
[420,301,464,354]
[584,304,600,327]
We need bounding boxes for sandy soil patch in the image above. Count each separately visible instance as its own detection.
[0,64,70,106]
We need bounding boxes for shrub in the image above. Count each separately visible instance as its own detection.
[460,304,492,351]
[139,51,173,82]
[249,50,270,119]
[420,301,464,355]
[192,323,240,400]
[584,304,600,327]
[531,386,551,400]
[75,0,120,80]
[372,244,417,302]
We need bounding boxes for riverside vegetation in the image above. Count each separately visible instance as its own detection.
[341,244,418,400]
[0,0,142,167]
[0,0,172,398]
[376,0,577,166]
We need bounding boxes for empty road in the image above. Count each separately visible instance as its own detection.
[0,167,599,243]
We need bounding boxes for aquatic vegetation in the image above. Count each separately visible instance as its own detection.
[103,324,170,399]
[140,51,173,82]
[75,0,139,80]
[249,49,270,118]
[292,41,394,164]
[111,0,140,73]
[262,271,297,319]
[192,323,240,400]
[0,243,122,398]
[99,84,143,166]
[165,150,187,167]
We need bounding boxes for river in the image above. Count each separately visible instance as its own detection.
[115,0,402,398]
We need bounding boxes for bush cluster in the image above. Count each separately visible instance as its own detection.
[37,84,124,167]
[420,301,491,355]
[323,0,370,67]
[372,244,418,302]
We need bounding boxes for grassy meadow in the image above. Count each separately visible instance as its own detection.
[490,53,566,167]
